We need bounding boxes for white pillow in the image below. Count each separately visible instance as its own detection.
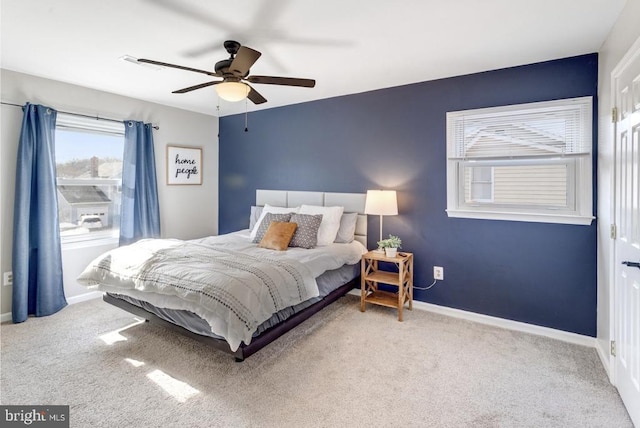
[299,204,344,246]
[249,204,299,240]
[249,206,263,231]
[334,212,359,243]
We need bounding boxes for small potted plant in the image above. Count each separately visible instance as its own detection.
[377,234,402,257]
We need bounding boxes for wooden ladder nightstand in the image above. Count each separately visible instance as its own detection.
[360,251,414,321]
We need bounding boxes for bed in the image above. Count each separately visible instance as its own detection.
[78,190,368,361]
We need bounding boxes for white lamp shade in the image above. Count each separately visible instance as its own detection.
[215,82,249,102]
[364,190,398,216]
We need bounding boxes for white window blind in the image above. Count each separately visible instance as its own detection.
[448,98,592,160]
[56,113,125,136]
[446,97,594,225]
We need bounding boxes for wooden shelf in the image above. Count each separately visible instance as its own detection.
[364,290,403,308]
[364,271,400,286]
[360,251,414,321]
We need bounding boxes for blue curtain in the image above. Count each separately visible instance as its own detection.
[12,103,67,323]
[119,120,160,246]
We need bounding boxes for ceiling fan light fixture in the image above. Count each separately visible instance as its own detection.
[215,81,249,102]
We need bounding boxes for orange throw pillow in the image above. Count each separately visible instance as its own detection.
[258,221,298,251]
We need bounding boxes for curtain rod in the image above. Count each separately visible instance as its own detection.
[1,101,160,130]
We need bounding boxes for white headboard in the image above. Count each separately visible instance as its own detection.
[256,189,368,246]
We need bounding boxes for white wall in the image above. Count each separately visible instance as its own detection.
[0,70,219,317]
[596,0,640,375]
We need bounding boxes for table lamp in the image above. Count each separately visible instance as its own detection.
[364,190,398,251]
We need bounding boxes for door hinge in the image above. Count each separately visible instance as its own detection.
[612,107,618,123]
[610,224,617,240]
[611,340,616,357]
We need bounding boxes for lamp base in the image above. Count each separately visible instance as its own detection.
[372,248,385,254]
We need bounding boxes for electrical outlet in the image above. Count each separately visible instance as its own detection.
[3,271,13,286]
[433,266,444,281]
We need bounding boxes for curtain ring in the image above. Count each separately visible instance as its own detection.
[128,121,134,127]
[46,108,52,115]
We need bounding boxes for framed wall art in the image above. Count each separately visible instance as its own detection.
[166,145,202,185]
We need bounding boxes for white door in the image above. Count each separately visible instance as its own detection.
[614,44,640,427]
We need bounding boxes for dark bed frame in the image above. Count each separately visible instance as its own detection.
[103,277,359,362]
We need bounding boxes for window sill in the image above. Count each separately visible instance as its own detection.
[61,236,119,250]
[446,209,595,226]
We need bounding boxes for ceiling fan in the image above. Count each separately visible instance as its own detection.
[138,40,315,105]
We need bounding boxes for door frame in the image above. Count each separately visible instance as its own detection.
[609,33,640,385]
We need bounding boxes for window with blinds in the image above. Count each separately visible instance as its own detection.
[445,97,594,225]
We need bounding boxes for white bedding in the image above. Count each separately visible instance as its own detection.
[78,230,366,351]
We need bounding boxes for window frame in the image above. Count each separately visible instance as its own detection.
[55,114,125,246]
[445,97,594,225]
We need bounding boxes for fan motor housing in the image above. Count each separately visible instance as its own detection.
[215,59,233,74]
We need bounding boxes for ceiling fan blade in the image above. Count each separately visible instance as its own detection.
[247,85,267,104]
[172,80,222,94]
[246,75,315,88]
[229,46,262,76]
[138,59,219,77]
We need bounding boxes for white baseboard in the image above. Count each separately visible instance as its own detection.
[349,289,596,348]
[0,291,102,324]
[66,291,102,305]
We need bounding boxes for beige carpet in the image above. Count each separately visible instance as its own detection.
[0,295,632,427]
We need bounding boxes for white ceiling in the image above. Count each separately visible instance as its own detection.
[0,0,626,117]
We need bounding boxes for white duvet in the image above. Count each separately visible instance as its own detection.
[78,230,366,351]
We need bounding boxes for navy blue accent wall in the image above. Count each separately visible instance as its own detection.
[219,54,598,336]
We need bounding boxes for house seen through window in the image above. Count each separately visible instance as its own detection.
[55,114,125,243]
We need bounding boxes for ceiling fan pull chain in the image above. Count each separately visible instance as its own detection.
[217,103,221,138]
[244,97,249,132]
